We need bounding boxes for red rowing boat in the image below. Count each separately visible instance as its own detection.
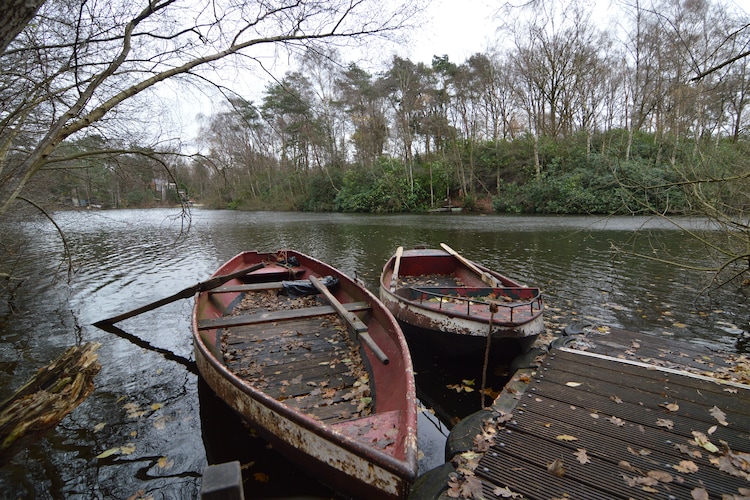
[379,244,545,353]
[193,250,418,498]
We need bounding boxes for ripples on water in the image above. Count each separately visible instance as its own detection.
[0,209,746,498]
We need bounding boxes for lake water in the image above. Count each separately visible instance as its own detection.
[0,209,746,498]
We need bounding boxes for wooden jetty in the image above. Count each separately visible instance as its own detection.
[414,326,750,500]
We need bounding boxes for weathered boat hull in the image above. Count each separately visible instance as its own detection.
[379,247,544,352]
[193,250,418,499]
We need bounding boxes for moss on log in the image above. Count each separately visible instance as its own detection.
[0,342,101,464]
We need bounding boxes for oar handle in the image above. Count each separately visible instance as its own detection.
[309,276,389,365]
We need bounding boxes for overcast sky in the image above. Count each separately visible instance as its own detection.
[403,0,501,65]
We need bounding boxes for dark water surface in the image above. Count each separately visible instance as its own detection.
[0,209,746,499]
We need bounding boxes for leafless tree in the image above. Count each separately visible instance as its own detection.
[0,0,425,217]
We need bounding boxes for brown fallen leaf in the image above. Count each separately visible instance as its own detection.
[556,434,578,441]
[608,416,625,427]
[618,461,641,473]
[547,458,565,477]
[253,472,270,483]
[627,446,651,456]
[691,487,709,500]
[574,448,591,464]
[709,405,728,426]
[656,418,674,430]
[673,460,698,474]
[691,431,719,453]
[647,470,673,483]
[493,485,522,498]
[660,402,679,412]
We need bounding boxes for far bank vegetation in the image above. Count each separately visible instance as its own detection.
[15,0,750,220]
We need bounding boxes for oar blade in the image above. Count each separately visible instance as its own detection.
[94,262,266,326]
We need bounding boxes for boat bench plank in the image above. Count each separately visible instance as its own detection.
[210,282,286,293]
[198,302,370,330]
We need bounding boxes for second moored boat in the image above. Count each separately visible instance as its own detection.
[379,244,545,353]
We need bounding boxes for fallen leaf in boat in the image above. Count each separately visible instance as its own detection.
[590,413,599,419]
[565,381,582,387]
[691,487,709,500]
[691,431,719,453]
[724,387,738,394]
[707,425,717,435]
[709,406,728,426]
[556,435,578,441]
[462,379,475,386]
[547,458,565,477]
[656,418,674,430]
[673,460,698,473]
[574,448,590,464]
[610,395,623,404]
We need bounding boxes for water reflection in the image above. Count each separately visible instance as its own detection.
[0,209,745,498]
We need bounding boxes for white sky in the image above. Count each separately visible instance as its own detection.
[402,0,501,65]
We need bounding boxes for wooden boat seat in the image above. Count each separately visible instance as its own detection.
[209,281,287,293]
[197,301,371,330]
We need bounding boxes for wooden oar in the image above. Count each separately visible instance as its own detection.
[389,246,404,291]
[94,262,266,326]
[440,243,502,287]
[309,276,389,365]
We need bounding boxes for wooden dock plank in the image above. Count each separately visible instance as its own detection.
[545,348,750,416]
[460,330,750,500]
[508,395,750,496]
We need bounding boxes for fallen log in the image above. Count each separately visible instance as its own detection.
[0,342,101,464]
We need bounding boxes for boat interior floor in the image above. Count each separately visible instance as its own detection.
[398,273,467,288]
[219,290,375,425]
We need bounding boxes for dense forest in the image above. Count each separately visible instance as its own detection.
[4,0,750,218]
